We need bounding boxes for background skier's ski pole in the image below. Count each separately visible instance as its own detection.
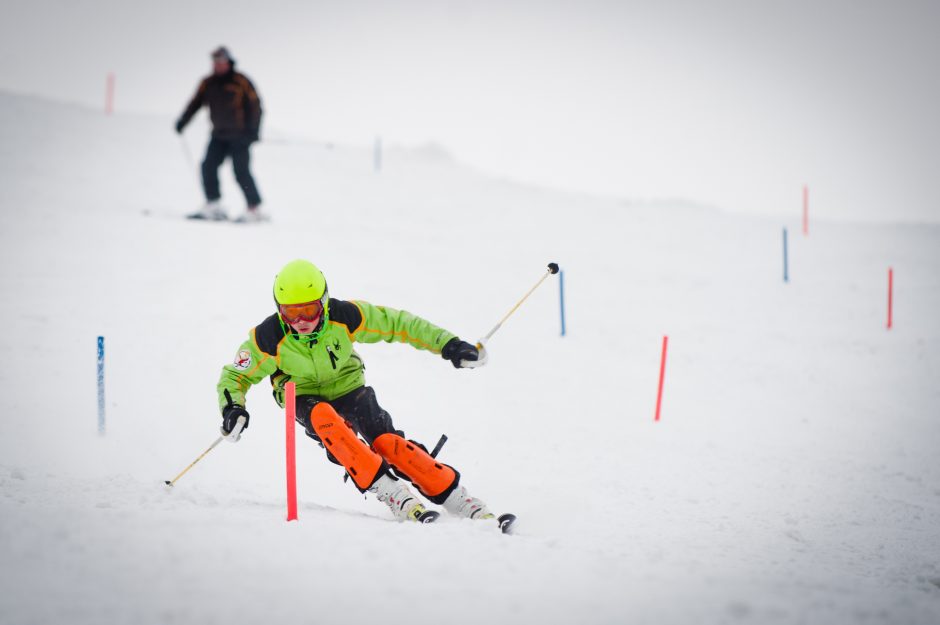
[164,416,245,487]
[179,136,202,194]
[180,135,195,168]
[464,262,559,367]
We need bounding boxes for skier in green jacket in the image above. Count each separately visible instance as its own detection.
[217,259,509,528]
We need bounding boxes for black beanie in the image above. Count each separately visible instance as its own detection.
[211,46,235,65]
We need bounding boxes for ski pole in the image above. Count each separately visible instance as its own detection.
[179,135,195,168]
[463,262,560,367]
[430,434,448,458]
[164,416,245,487]
[179,136,203,194]
[479,262,559,345]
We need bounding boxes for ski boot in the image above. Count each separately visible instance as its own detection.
[442,485,516,534]
[233,204,269,223]
[442,484,491,519]
[369,474,439,523]
[187,200,228,221]
[444,486,516,534]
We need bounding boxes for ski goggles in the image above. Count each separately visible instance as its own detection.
[278,299,324,324]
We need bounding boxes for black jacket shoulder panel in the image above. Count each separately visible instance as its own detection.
[328,298,363,334]
[255,313,286,357]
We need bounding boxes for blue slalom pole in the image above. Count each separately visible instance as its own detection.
[783,228,789,283]
[97,336,105,435]
[559,269,567,337]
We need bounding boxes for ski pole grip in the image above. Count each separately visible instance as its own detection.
[226,415,247,442]
[462,341,488,368]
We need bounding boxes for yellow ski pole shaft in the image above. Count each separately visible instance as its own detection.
[164,416,245,487]
[477,262,559,349]
[164,435,224,487]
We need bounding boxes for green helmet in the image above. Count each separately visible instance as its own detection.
[274,260,327,305]
[273,260,330,342]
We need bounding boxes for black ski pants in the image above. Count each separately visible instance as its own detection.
[296,386,458,502]
[295,386,402,446]
[202,137,262,206]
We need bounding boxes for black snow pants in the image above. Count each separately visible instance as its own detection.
[295,386,458,502]
[296,386,403,448]
[202,137,262,206]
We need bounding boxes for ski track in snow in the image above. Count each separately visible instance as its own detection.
[1,91,939,624]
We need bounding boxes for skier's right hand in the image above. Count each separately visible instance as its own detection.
[221,389,250,441]
[221,404,250,441]
[174,119,185,134]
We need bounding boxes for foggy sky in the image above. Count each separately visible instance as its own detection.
[2,0,938,221]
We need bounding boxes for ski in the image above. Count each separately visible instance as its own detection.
[497,513,516,535]
[418,510,513,531]
[185,212,228,221]
[417,510,440,524]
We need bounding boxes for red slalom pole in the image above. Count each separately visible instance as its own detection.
[105,72,115,116]
[802,185,809,236]
[887,268,894,330]
[285,382,298,521]
[655,336,668,422]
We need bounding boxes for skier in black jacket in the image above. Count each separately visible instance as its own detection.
[176,46,265,222]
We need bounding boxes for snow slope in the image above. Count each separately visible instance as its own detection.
[1,91,939,625]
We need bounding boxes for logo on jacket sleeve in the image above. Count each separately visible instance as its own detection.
[234,350,252,370]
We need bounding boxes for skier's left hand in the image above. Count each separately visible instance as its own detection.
[442,338,485,369]
[271,372,292,408]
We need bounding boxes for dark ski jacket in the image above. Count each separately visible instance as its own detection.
[177,67,262,140]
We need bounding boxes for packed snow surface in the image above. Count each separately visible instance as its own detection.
[1,92,939,624]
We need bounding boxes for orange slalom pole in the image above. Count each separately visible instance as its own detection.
[655,336,668,422]
[802,185,809,236]
[286,382,298,521]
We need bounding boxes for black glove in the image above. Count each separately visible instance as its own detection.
[175,119,185,134]
[222,389,250,435]
[441,337,479,368]
[245,129,259,144]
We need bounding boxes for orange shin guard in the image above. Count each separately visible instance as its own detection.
[372,433,457,500]
[309,403,383,491]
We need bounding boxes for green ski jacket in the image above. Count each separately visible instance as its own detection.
[217,299,456,411]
